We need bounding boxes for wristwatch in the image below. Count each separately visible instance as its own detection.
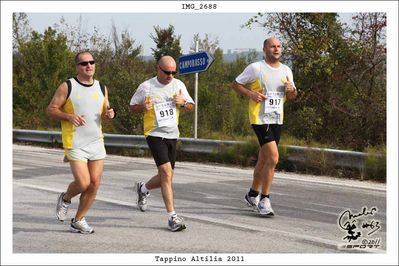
[181,101,187,108]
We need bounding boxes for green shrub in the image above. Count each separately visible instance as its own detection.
[362,146,386,182]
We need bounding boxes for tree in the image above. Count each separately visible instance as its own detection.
[150,25,182,62]
[189,33,220,55]
[13,27,74,129]
[12,13,31,51]
[95,25,145,135]
[53,15,109,53]
[339,13,386,148]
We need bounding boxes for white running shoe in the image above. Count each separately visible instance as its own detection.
[56,192,70,221]
[168,215,186,232]
[69,217,94,234]
[136,182,149,211]
[257,197,275,216]
[244,193,260,210]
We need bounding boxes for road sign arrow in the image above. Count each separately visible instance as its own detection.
[178,51,215,75]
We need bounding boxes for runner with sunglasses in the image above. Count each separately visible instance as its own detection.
[48,51,115,233]
[129,55,194,232]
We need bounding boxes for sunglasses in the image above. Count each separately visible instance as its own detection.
[159,66,177,75]
[77,60,95,66]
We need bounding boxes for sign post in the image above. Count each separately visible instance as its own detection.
[178,48,214,138]
[194,42,199,139]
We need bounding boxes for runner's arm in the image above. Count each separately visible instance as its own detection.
[47,82,71,121]
[102,86,115,120]
[231,81,267,103]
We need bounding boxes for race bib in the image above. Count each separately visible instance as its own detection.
[154,101,177,127]
[264,91,284,114]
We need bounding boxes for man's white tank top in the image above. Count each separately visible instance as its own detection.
[61,77,105,149]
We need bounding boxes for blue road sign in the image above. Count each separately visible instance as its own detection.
[178,51,215,75]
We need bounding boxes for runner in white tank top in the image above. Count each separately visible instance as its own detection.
[47,51,115,233]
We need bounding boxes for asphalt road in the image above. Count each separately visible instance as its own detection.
[9,144,388,263]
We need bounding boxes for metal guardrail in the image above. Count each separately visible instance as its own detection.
[283,145,370,169]
[13,129,384,172]
[12,129,236,154]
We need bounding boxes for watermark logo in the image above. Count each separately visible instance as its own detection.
[337,206,382,250]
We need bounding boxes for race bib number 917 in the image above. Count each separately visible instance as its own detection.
[264,91,284,114]
[154,101,177,127]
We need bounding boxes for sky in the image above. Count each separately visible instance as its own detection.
[26,12,271,56]
[1,1,399,265]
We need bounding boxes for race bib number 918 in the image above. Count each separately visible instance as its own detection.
[154,101,177,127]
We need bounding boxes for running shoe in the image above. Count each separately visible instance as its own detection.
[136,182,148,211]
[69,217,94,234]
[257,197,275,216]
[56,192,70,221]
[168,215,186,232]
[244,193,260,210]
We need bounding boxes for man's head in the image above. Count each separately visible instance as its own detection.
[263,37,282,63]
[157,56,177,85]
[75,51,96,79]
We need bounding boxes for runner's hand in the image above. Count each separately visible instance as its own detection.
[105,106,115,119]
[68,114,86,127]
[173,89,185,106]
[144,96,153,111]
[250,91,267,103]
[284,76,295,93]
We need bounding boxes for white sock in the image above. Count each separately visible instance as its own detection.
[141,184,149,194]
[168,211,176,220]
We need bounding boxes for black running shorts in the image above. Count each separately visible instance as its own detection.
[251,124,282,146]
[146,136,177,169]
